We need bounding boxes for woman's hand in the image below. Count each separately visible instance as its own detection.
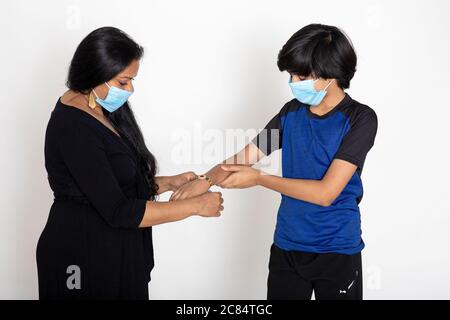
[193,192,224,217]
[139,190,224,227]
[170,178,210,201]
[218,165,261,189]
[169,171,197,191]
[157,171,197,194]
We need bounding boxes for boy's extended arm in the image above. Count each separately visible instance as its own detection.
[220,159,357,207]
[169,143,264,201]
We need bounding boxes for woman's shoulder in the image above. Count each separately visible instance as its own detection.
[48,97,102,138]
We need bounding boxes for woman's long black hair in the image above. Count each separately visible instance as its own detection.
[66,26,158,199]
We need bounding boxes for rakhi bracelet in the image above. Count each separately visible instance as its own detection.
[195,174,213,188]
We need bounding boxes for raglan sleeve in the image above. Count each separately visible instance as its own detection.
[251,100,294,156]
[334,108,378,171]
[57,120,147,229]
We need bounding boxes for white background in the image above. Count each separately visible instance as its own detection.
[1,0,449,299]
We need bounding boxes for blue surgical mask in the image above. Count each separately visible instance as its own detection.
[93,82,133,112]
[289,77,334,106]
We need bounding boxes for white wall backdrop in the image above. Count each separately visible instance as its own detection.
[1,0,449,299]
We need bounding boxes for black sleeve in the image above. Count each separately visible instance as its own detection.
[251,113,282,156]
[57,119,147,229]
[251,100,298,155]
[334,108,378,170]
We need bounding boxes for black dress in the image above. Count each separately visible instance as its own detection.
[36,98,154,299]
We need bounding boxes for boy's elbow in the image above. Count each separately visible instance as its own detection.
[316,191,336,207]
[317,198,333,207]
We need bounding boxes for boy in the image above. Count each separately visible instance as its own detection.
[171,24,378,300]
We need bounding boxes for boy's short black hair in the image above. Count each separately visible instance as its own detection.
[277,24,357,89]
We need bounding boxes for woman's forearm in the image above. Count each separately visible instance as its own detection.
[138,198,199,227]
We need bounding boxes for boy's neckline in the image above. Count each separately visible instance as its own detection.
[306,93,352,119]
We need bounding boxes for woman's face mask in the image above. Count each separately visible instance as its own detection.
[289,76,334,106]
[93,82,133,112]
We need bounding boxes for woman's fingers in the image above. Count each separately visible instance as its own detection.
[171,188,188,201]
[170,190,179,201]
[175,192,183,200]
[185,171,197,181]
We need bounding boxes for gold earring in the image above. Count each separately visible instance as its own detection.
[88,91,97,109]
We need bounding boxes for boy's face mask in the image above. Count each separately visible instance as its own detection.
[289,77,334,106]
[93,82,133,112]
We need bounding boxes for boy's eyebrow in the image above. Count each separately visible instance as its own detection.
[119,76,135,80]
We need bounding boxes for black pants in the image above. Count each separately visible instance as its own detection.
[267,244,362,300]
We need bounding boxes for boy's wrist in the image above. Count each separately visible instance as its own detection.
[195,174,213,188]
[256,170,265,186]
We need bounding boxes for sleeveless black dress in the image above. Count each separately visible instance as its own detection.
[36,98,154,299]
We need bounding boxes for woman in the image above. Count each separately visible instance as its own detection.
[171,24,378,300]
[36,27,224,300]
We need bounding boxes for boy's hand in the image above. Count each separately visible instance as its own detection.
[219,165,261,189]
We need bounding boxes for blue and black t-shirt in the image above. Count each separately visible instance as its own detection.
[253,93,378,255]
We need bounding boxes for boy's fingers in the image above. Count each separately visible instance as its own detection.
[219,177,232,188]
[221,165,243,172]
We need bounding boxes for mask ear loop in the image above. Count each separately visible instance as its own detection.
[91,89,99,99]
[92,81,111,99]
[324,79,334,90]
